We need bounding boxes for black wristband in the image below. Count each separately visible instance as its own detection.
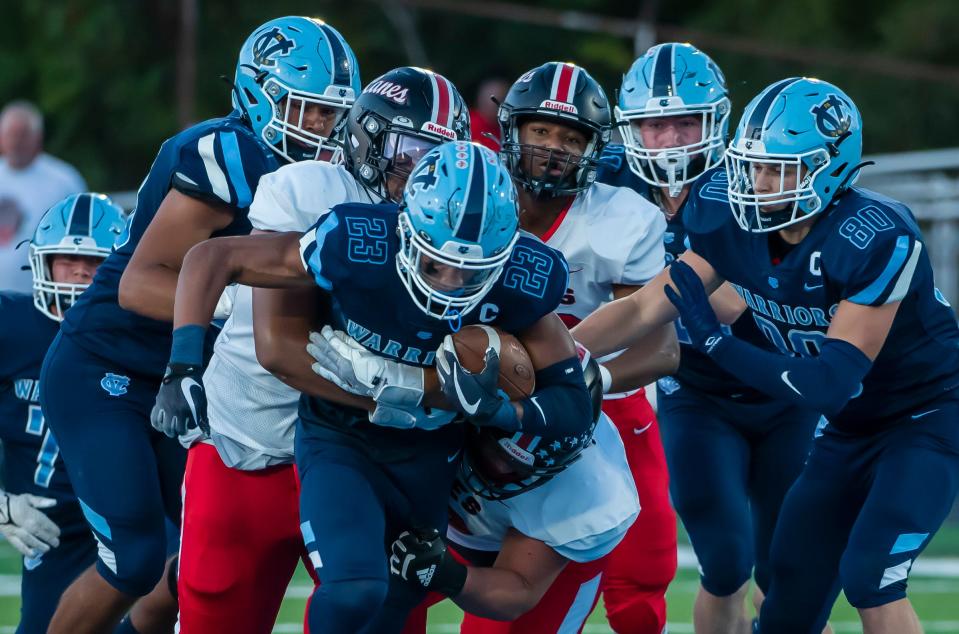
[433,554,468,597]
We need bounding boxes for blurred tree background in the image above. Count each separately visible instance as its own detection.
[2,0,958,190]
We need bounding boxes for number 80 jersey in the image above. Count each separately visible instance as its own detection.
[686,168,959,432]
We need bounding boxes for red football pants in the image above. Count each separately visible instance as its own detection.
[177,443,317,634]
[600,391,677,634]
[402,548,608,634]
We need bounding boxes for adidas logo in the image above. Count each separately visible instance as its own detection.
[416,565,436,587]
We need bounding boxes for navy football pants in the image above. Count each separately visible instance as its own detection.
[658,382,818,597]
[295,419,463,634]
[759,396,959,633]
[39,332,186,596]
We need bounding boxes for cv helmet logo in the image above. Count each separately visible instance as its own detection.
[252,27,295,67]
[811,94,852,139]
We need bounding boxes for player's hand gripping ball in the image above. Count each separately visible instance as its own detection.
[436,325,534,427]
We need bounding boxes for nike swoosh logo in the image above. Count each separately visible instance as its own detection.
[180,377,201,424]
[633,422,653,435]
[452,371,481,415]
[804,283,823,291]
[447,447,462,463]
[911,409,940,420]
[781,371,803,397]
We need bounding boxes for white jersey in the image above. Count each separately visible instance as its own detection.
[446,415,639,563]
[545,182,665,325]
[189,162,373,469]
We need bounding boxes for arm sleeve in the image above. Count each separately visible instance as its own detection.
[708,336,872,418]
[172,129,271,209]
[517,356,593,439]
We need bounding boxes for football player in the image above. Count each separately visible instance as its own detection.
[0,194,124,633]
[38,16,358,634]
[393,351,639,634]
[151,142,593,633]
[169,67,467,634]
[597,43,821,634]
[494,60,679,633]
[573,77,959,634]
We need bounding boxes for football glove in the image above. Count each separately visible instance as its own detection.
[389,528,467,597]
[307,326,424,409]
[151,363,209,438]
[664,260,725,355]
[0,491,60,558]
[436,335,514,428]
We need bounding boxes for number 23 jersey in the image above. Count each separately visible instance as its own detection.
[686,168,959,432]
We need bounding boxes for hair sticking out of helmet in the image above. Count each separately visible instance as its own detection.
[498,62,612,197]
[616,43,731,198]
[29,193,127,321]
[396,141,519,321]
[725,77,863,232]
[343,67,471,203]
[233,17,362,164]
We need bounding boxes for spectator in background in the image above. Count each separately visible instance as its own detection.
[470,77,509,151]
[0,101,86,292]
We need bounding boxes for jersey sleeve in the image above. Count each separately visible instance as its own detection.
[829,228,924,307]
[249,162,354,232]
[171,128,274,210]
[619,194,666,285]
[298,210,344,292]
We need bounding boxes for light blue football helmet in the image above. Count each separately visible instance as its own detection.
[29,193,126,321]
[233,17,361,163]
[397,141,519,320]
[617,43,730,197]
[726,77,863,232]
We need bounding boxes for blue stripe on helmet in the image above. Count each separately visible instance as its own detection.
[68,194,92,237]
[319,24,351,87]
[745,77,801,141]
[651,43,675,97]
[455,145,487,243]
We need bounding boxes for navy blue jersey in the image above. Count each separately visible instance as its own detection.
[0,294,72,505]
[597,145,768,399]
[297,203,569,444]
[61,112,278,378]
[685,167,959,431]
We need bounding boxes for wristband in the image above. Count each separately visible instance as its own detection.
[170,324,206,367]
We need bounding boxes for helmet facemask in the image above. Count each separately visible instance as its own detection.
[617,99,730,198]
[262,78,353,163]
[725,143,831,233]
[352,115,447,203]
[501,117,602,197]
[29,241,106,322]
[395,211,516,321]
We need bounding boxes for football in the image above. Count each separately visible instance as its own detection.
[451,325,535,399]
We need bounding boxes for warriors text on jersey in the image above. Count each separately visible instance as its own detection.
[60,112,279,377]
[297,202,569,450]
[685,167,959,431]
[0,293,71,506]
[448,415,639,563]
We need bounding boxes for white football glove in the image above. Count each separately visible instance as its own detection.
[0,491,60,558]
[369,402,458,430]
[306,326,425,409]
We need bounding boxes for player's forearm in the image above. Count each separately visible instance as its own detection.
[453,566,552,621]
[600,323,679,393]
[572,293,659,358]
[252,287,374,411]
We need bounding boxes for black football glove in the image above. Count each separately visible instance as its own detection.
[150,363,209,438]
[388,527,467,597]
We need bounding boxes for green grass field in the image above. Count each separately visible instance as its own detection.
[1,521,958,633]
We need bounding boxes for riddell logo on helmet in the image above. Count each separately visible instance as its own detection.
[366,80,409,104]
[541,100,578,115]
[499,439,535,466]
[422,121,456,140]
